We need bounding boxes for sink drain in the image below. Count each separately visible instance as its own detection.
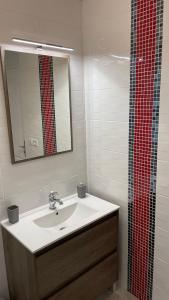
[59,226,67,231]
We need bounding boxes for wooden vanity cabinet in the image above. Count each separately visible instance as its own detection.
[2,211,119,300]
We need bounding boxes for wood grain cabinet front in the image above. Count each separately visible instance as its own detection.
[47,252,118,300]
[2,211,119,300]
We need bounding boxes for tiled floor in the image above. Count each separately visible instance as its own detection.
[97,289,137,300]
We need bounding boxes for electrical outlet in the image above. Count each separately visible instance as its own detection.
[30,138,39,147]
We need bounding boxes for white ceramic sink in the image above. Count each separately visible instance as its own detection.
[1,194,119,253]
[34,202,97,229]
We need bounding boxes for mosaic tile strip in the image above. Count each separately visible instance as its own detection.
[128,1,164,299]
[39,55,57,155]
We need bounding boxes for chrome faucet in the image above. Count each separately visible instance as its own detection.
[49,191,63,210]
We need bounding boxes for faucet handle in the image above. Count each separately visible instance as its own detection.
[49,191,59,210]
[49,191,58,200]
[49,191,63,207]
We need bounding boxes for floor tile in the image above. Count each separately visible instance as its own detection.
[97,289,137,300]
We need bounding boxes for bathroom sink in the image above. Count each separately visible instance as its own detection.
[1,193,119,253]
[33,202,97,229]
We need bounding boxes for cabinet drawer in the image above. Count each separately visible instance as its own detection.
[36,215,118,299]
[48,252,118,300]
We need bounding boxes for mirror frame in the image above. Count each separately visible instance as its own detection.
[0,47,73,164]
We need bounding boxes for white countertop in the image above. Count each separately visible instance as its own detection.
[1,193,119,253]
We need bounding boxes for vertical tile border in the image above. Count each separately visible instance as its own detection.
[128,1,164,299]
[39,55,57,155]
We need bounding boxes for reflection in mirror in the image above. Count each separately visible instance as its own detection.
[3,50,72,163]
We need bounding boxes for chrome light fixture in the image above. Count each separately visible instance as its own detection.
[12,38,74,52]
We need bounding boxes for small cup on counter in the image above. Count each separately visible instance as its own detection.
[7,205,19,224]
[77,183,87,198]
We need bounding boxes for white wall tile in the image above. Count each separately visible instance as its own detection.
[153,258,169,297]
[71,91,85,121]
[153,284,169,300]
[157,161,169,197]
[158,124,169,161]
[83,0,130,289]
[155,227,169,263]
[156,194,169,231]
[88,174,128,212]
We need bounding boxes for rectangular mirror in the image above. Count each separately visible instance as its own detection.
[1,50,73,163]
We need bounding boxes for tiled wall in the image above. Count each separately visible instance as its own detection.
[82,0,130,289]
[128,0,164,299]
[0,0,86,298]
[83,1,167,300]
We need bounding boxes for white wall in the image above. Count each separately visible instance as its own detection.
[82,0,130,289]
[0,0,86,298]
[153,0,169,299]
